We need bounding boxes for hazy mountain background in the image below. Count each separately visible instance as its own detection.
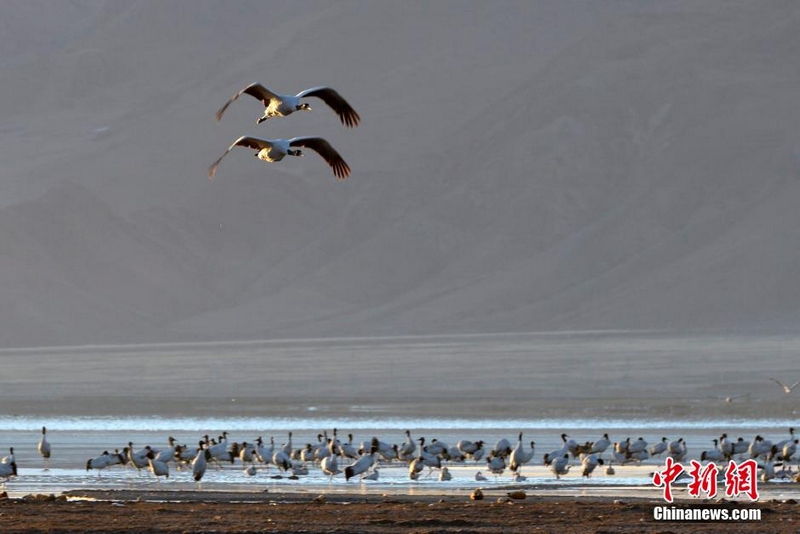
[1,0,800,348]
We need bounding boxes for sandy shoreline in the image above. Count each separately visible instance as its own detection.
[0,490,793,533]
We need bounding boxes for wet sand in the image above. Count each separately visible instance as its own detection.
[0,490,794,533]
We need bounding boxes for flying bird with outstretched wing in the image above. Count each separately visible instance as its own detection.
[208,136,350,180]
[215,83,360,127]
[769,377,800,394]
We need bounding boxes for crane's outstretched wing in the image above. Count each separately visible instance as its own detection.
[208,136,272,179]
[215,83,278,122]
[289,136,351,179]
[296,86,361,128]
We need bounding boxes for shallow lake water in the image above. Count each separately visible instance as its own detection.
[1,415,798,500]
[1,332,798,500]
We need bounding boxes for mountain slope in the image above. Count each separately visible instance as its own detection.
[0,2,799,346]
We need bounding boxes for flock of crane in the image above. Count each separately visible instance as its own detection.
[2,373,798,487]
[208,82,359,180]
[2,426,799,488]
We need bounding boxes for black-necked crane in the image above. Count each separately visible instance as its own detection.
[580,453,604,478]
[192,442,210,484]
[146,449,169,481]
[204,433,234,467]
[339,434,359,460]
[549,453,571,479]
[398,430,416,461]
[38,426,52,470]
[408,454,425,481]
[749,435,773,459]
[700,439,725,463]
[590,433,611,455]
[126,443,150,472]
[456,439,480,457]
[492,437,512,458]
[667,438,688,462]
[344,438,378,481]
[773,428,796,459]
[486,454,506,479]
[216,83,360,127]
[86,450,125,478]
[649,437,668,458]
[320,440,341,482]
[626,437,648,455]
[208,136,350,180]
[238,441,257,468]
[0,461,17,483]
[509,432,535,474]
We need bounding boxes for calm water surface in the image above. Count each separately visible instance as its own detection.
[1,415,798,500]
[1,333,798,499]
